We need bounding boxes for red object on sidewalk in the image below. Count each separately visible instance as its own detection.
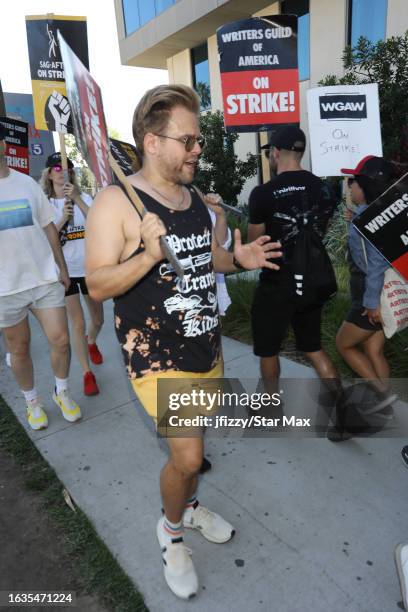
[84,371,99,396]
[87,339,103,364]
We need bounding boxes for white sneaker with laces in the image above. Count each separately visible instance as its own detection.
[395,543,408,611]
[183,502,235,543]
[156,517,198,600]
[26,399,48,430]
[52,389,82,422]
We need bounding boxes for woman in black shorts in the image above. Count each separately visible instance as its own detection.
[336,156,396,407]
[41,153,104,396]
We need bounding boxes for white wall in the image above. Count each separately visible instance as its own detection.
[387,0,408,37]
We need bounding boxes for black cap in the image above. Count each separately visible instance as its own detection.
[261,126,306,153]
[341,156,394,182]
[46,152,74,169]
[0,122,6,141]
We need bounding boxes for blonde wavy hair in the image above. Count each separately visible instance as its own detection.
[131,84,200,171]
[40,166,80,198]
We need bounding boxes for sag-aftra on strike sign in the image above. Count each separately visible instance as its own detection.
[217,16,299,133]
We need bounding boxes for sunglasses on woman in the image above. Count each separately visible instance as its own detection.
[50,165,73,173]
[347,177,355,187]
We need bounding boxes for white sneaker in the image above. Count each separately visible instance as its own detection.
[395,543,408,611]
[183,503,235,543]
[156,517,198,600]
[5,353,11,367]
[26,399,48,430]
[52,389,82,422]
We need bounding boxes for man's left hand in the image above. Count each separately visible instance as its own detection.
[233,229,281,270]
[203,193,225,216]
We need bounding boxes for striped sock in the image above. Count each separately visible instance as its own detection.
[185,494,198,510]
[163,516,184,542]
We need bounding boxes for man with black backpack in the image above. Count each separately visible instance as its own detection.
[248,126,339,388]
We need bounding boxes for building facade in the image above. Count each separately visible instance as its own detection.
[114,0,408,202]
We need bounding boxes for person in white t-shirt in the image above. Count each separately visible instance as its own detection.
[0,127,82,429]
[40,153,104,397]
[204,194,232,316]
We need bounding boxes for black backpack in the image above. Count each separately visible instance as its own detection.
[289,215,337,312]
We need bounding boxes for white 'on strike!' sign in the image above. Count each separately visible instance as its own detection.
[307,83,382,177]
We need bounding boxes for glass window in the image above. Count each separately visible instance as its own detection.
[138,0,156,27]
[349,0,388,46]
[122,0,175,36]
[191,43,211,111]
[281,0,310,81]
[155,0,174,13]
[122,0,140,36]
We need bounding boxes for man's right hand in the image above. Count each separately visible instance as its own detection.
[140,212,167,266]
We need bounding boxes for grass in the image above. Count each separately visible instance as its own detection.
[0,395,148,612]
[223,264,408,379]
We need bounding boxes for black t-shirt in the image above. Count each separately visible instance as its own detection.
[249,170,336,281]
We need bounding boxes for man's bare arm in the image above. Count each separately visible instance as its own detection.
[42,222,70,289]
[85,186,165,302]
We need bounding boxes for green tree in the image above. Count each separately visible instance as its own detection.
[320,32,408,164]
[194,110,258,204]
[64,127,121,194]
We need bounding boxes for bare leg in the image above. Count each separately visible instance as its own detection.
[305,349,339,380]
[260,355,280,390]
[160,437,203,523]
[3,318,34,390]
[362,330,389,382]
[65,294,91,373]
[336,321,387,392]
[31,306,71,378]
[84,295,104,344]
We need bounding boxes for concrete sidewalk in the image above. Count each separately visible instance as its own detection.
[0,301,406,612]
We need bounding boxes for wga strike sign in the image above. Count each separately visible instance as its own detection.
[0,118,29,175]
[307,84,382,177]
[58,33,112,188]
[353,174,408,280]
[25,15,89,133]
[217,16,299,132]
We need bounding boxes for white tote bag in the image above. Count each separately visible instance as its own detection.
[361,238,408,338]
[380,267,408,338]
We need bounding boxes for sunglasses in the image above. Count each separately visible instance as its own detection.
[347,177,355,187]
[49,165,73,173]
[264,148,270,159]
[154,133,206,152]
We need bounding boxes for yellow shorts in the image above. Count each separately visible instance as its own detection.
[130,361,224,425]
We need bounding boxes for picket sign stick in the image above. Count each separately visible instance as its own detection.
[58,132,74,226]
[108,152,185,279]
[193,185,244,217]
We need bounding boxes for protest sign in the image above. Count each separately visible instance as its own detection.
[58,33,184,278]
[4,92,55,180]
[0,81,5,117]
[353,173,408,280]
[217,15,299,133]
[307,84,383,177]
[25,14,88,133]
[0,117,29,175]
[58,32,111,188]
[110,138,141,177]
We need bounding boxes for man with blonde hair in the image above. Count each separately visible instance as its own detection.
[86,84,281,600]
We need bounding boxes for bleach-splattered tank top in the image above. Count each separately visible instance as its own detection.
[114,186,221,379]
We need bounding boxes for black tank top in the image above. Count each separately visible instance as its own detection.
[114,186,221,379]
